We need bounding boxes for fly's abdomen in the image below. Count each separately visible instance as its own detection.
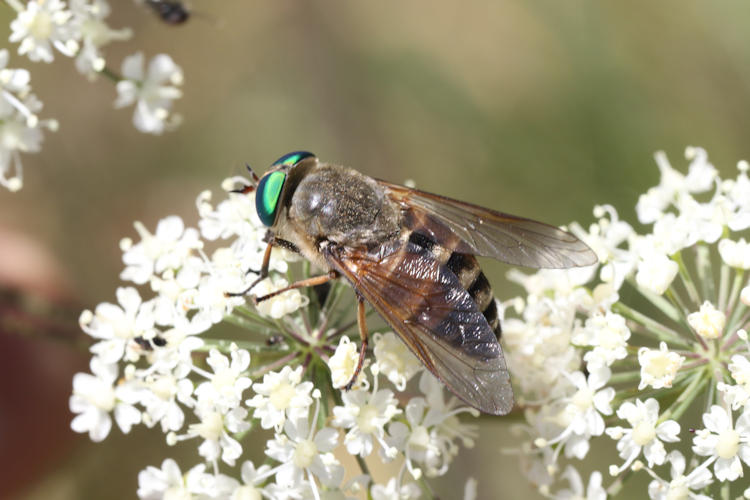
[408,232,502,339]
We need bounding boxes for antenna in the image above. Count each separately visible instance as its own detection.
[229,163,260,194]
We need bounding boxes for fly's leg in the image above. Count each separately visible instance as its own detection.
[252,271,339,304]
[344,296,368,390]
[225,238,275,297]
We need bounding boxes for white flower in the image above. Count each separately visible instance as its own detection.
[332,371,401,457]
[9,0,78,63]
[647,451,713,500]
[727,161,750,231]
[742,286,750,307]
[372,331,422,391]
[80,287,157,364]
[70,357,141,441]
[692,405,750,482]
[189,403,249,466]
[137,459,216,500]
[246,366,313,431]
[68,0,131,76]
[198,183,264,242]
[638,342,685,390]
[223,460,274,500]
[139,372,192,432]
[606,398,680,472]
[191,246,249,328]
[718,238,750,269]
[635,151,687,224]
[386,391,477,480]
[327,336,366,389]
[252,277,308,319]
[371,478,421,500]
[0,50,56,191]
[418,371,479,449]
[120,217,202,285]
[720,355,750,410]
[551,467,606,500]
[573,311,630,369]
[533,367,614,461]
[684,146,718,192]
[114,52,183,134]
[687,301,726,340]
[194,347,252,411]
[635,253,678,295]
[265,413,343,492]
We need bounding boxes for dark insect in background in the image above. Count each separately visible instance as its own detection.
[144,0,190,25]
[232,152,597,415]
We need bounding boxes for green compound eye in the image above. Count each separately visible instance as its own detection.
[271,151,315,167]
[256,171,286,226]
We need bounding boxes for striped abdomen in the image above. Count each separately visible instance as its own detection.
[408,232,502,338]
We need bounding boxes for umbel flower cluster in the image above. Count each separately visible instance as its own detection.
[70,175,481,499]
[504,147,750,498]
[1,0,184,191]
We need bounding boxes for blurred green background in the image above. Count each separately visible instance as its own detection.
[1,1,750,498]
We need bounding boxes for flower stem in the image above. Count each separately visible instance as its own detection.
[99,65,123,83]
[725,269,744,316]
[695,244,716,305]
[718,263,730,312]
[628,279,682,323]
[612,302,690,348]
[659,368,707,423]
[251,351,300,379]
[673,250,702,306]
[608,369,642,385]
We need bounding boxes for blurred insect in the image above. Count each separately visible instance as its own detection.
[133,335,167,351]
[144,0,190,25]
[266,334,285,347]
[230,152,597,415]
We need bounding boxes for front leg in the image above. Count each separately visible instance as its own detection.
[225,237,276,297]
[253,270,340,305]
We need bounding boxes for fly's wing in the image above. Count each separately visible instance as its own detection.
[380,181,597,269]
[324,239,514,415]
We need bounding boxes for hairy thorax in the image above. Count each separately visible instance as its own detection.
[288,164,401,248]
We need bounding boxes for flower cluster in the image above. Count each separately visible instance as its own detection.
[505,147,750,498]
[2,0,184,190]
[70,175,481,499]
[0,48,57,191]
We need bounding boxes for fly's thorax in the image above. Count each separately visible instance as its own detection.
[287,164,401,247]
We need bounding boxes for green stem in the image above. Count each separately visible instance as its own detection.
[725,269,744,316]
[251,352,301,379]
[231,306,279,329]
[608,370,642,385]
[695,244,716,306]
[659,368,707,423]
[612,302,690,348]
[418,477,435,500]
[673,250,702,306]
[612,369,693,405]
[718,263,730,312]
[720,481,729,500]
[628,278,682,323]
[99,65,123,83]
[195,339,287,353]
[605,469,631,497]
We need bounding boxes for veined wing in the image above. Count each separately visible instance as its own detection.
[323,238,514,415]
[380,181,597,269]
